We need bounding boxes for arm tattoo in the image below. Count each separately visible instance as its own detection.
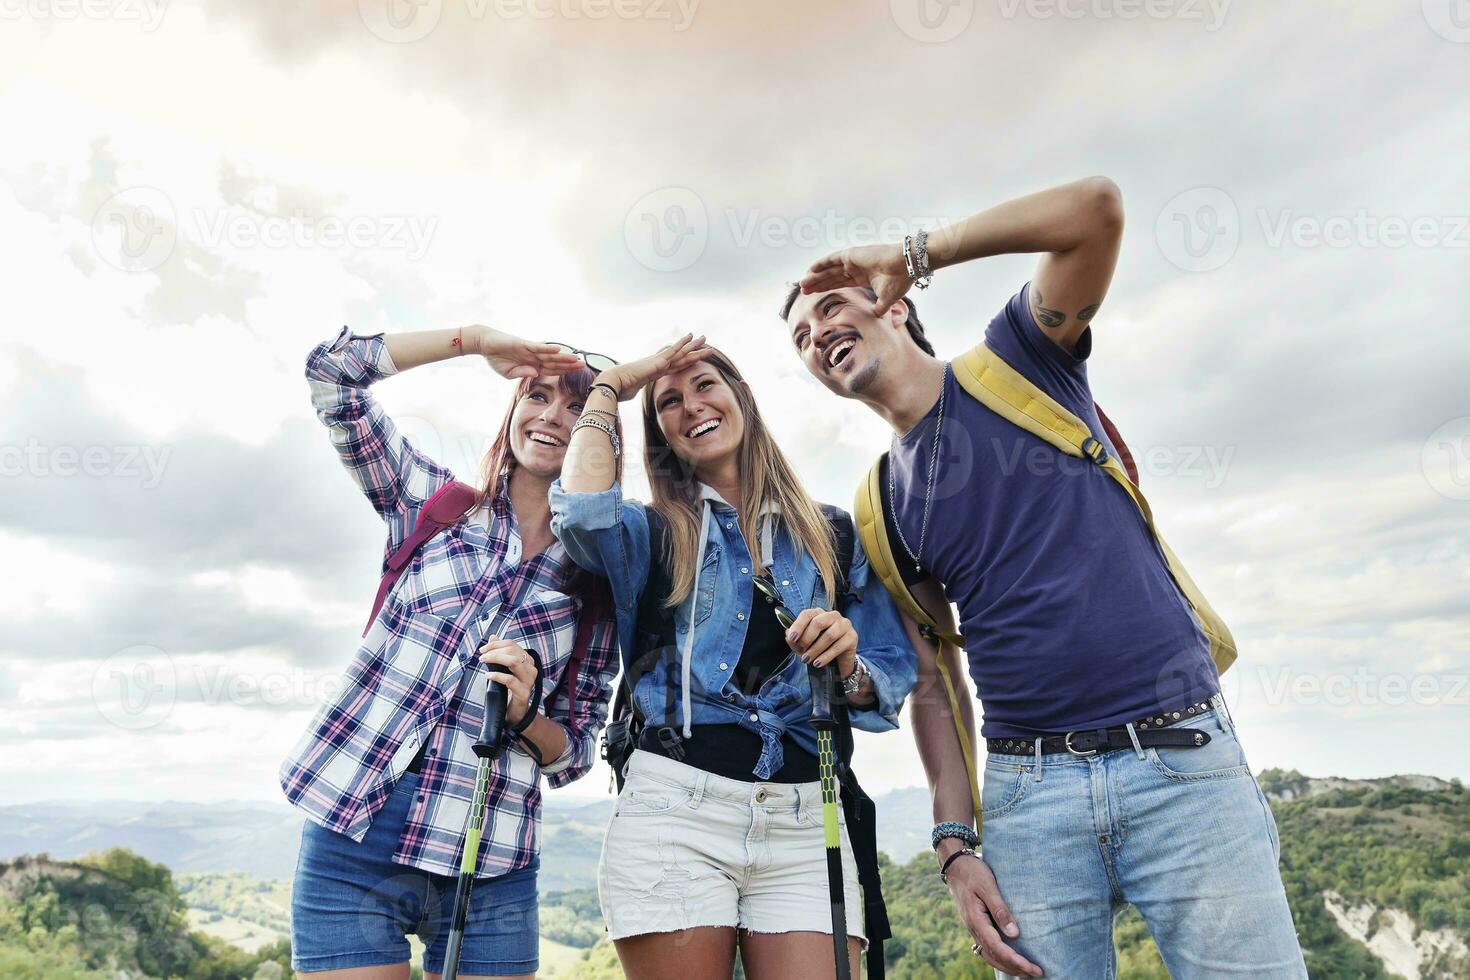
[1031,289,1066,329]
[1077,303,1100,322]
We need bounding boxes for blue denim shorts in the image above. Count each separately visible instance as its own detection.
[290,770,539,976]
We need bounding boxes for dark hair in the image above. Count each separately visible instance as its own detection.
[779,283,935,357]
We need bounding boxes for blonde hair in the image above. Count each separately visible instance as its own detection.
[641,347,838,609]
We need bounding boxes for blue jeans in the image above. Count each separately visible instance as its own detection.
[290,770,539,976]
[981,697,1306,979]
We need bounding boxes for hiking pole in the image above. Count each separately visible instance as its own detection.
[443,668,508,980]
[756,576,850,980]
[809,660,852,980]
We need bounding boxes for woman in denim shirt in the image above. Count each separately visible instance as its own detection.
[549,334,917,980]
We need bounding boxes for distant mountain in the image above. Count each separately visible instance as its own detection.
[0,786,937,891]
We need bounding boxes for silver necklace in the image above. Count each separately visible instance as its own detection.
[889,364,948,572]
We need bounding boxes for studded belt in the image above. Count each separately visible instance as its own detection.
[987,697,1219,757]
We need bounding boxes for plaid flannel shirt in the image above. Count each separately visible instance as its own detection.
[279,326,618,879]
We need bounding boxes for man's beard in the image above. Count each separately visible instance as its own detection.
[846,354,881,395]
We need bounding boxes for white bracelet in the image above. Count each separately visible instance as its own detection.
[572,416,621,457]
[913,227,933,290]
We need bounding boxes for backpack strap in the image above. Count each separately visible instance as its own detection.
[853,457,982,828]
[952,342,1237,675]
[544,579,610,717]
[364,480,478,637]
[821,504,857,610]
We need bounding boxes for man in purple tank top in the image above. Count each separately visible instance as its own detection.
[781,179,1306,979]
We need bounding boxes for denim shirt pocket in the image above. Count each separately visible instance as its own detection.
[691,543,722,627]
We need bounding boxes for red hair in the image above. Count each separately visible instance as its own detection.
[474,365,623,509]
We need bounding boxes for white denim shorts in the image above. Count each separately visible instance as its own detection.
[598,750,866,945]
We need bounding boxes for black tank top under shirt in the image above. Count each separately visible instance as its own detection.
[640,575,820,783]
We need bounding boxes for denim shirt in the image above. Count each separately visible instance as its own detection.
[549,480,917,779]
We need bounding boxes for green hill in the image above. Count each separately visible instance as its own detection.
[0,849,291,979]
[3,771,1465,978]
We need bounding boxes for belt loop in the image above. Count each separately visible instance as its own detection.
[1032,737,1043,781]
[1125,721,1146,760]
[1215,692,1233,734]
[690,770,706,810]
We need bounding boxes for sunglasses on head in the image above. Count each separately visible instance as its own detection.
[753,575,797,631]
[546,342,618,374]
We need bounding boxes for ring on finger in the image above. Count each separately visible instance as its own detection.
[970,941,986,957]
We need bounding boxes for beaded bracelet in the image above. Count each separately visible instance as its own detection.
[572,416,621,457]
[932,821,979,851]
[913,227,933,290]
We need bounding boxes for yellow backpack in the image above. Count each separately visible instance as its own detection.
[854,341,1238,828]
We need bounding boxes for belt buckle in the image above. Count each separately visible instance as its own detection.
[1064,731,1097,757]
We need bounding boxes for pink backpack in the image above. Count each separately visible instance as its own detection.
[363,480,606,715]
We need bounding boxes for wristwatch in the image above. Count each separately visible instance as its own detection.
[840,656,870,698]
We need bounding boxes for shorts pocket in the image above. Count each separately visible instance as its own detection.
[1147,725,1249,782]
[615,779,691,817]
[981,761,1030,819]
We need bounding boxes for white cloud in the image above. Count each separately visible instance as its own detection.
[0,0,1467,804]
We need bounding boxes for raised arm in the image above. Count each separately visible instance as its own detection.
[800,176,1125,354]
[560,332,712,493]
[306,325,581,530]
[549,334,713,611]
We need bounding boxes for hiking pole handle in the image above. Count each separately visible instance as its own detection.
[808,662,835,729]
[475,662,511,760]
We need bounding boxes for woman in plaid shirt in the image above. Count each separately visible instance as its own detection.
[280,324,620,979]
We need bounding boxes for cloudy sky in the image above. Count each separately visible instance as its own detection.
[2,0,1467,808]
